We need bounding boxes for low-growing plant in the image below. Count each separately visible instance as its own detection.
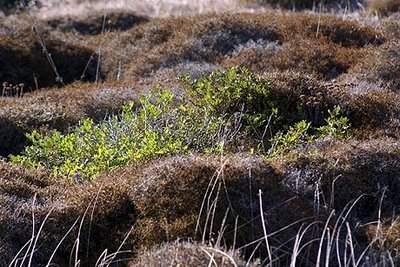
[181,67,280,132]
[317,106,351,139]
[11,68,351,179]
[181,67,284,154]
[268,120,311,157]
[11,89,231,179]
[268,106,351,157]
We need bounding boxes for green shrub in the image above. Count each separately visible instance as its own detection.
[181,67,280,137]
[11,68,351,179]
[11,89,229,179]
[317,106,351,139]
[268,120,311,157]
[268,106,351,157]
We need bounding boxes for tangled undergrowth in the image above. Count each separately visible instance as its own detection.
[1,1,400,266]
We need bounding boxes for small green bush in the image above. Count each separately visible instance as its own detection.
[268,106,351,157]
[316,106,351,139]
[11,68,351,179]
[11,89,229,179]
[181,67,280,138]
[269,120,311,157]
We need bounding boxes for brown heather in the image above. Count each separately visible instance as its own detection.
[347,41,400,91]
[3,147,400,265]
[277,138,400,221]
[367,0,400,15]
[0,161,135,266]
[251,0,353,9]
[129,154,315,262]
[0,28,97,91]
[1,5,400,266]
[72,12,383,82]
[129,241,260,267]
[46,10,149,35]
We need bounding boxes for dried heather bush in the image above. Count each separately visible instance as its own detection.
[279,138,400,221]
[129,154,315,262]
[303,16,384,47]
[272,38,359,79]
[130,241,260,267]
[0,162,136,266]
[262,71,339,126]
[367,0,400,15]
[46,10,148,35]
[251,0,349,9]
[0,27,97,90]
[342,90,400,136]
[223,37,362,79]
[348,41,400,91]
[89,12,383,82]
[382,18,400,40]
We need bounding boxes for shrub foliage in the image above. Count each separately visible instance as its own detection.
[11,89,227,178]
[12,68,351,179]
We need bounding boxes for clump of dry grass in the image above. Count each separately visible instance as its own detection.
[0,27,97,91]
[367,0,400,15]
[367,218,400,257]
[46,10,148,35]
[0,161,136,266]
[130,241,259,267]
[347,41,400,91]
[129,154,315,262]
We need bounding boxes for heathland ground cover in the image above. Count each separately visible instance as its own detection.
[1,0,400,266]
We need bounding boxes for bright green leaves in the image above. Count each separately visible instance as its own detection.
[181,67,277,132]
[11,68,351,180]
[268,106,351,158]
[317,106,351,139]
[269,120,311,157]
[11,89,227,180]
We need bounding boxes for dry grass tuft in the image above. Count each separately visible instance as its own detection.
[279,138,400,221]
[0,162,136,265]
[46,10,149,35]
[129,154,315,261]
[367,0,400,15]
[130,241,260,267]
[366,218,400,256]
[0,28,97,91]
